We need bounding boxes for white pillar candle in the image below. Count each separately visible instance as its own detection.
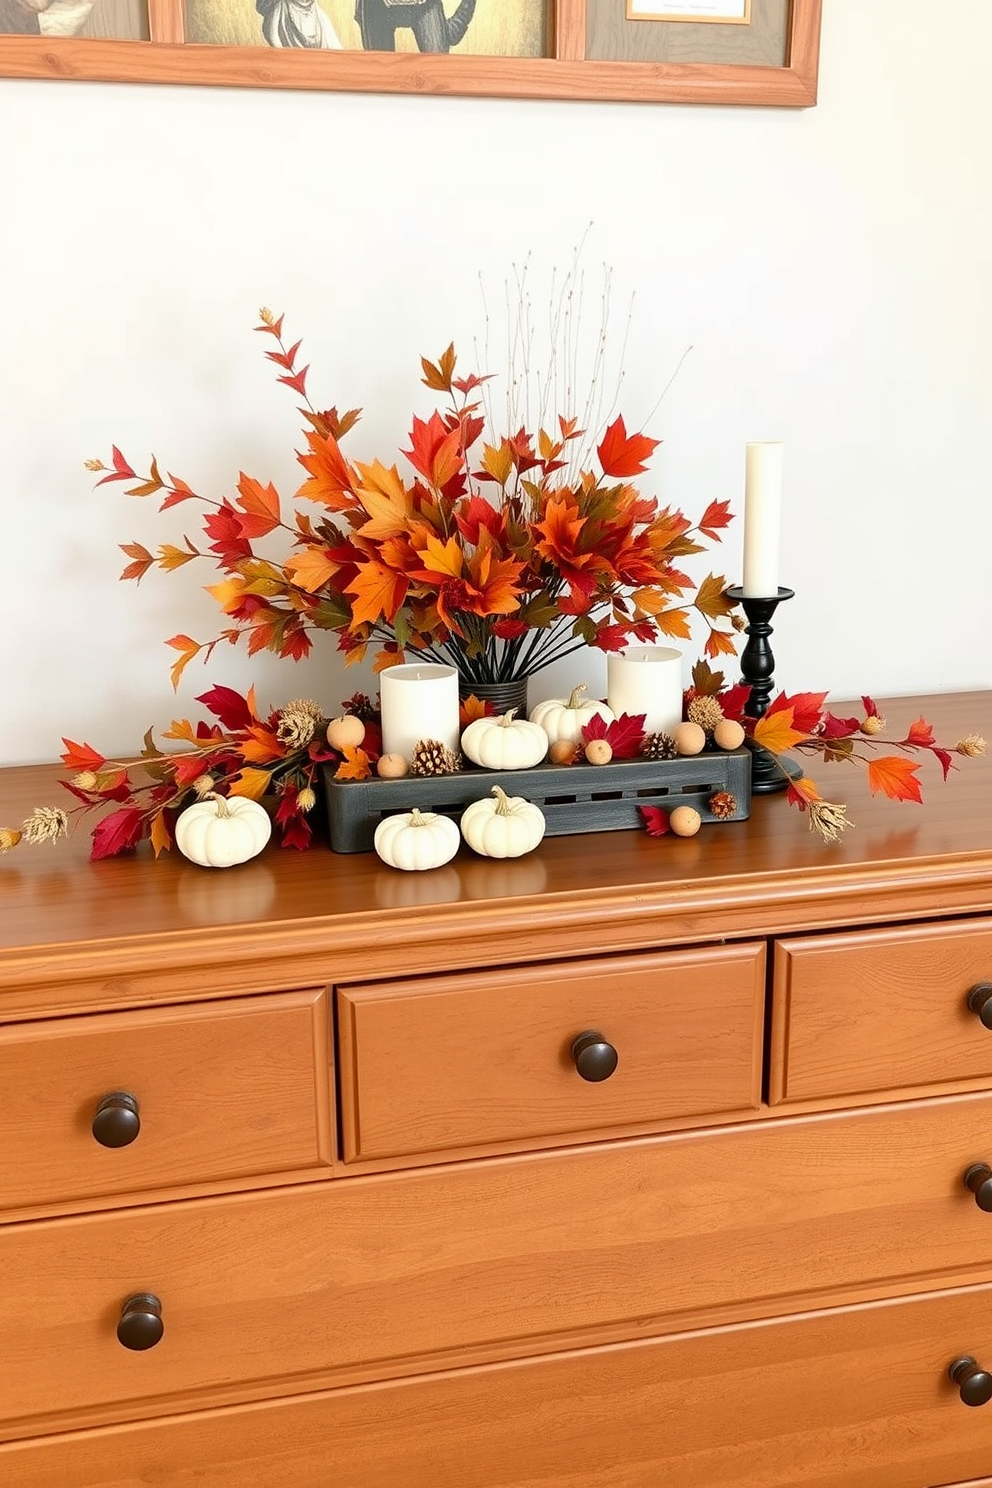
[606,647,683,736]
[379,664,460,762]
[742,441,785,598]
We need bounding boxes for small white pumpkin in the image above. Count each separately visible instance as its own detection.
[174,793,272,868]
[460,710,549,771]
[460,786,546,860]
[529,684,615,747]
[374,808,460,871]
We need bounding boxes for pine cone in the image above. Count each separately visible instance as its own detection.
[276,700,323,749]
[410,739,462,776]
[708,791,737,820]
[641,731,678,761]
[687,695,725,735]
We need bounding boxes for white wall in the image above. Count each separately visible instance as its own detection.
[2,0,990,765]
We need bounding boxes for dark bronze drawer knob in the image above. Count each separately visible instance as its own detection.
[967,983,992,1029]
[570,1030,618,1083]
[116,1292,164,1351]
[950,1355,992,1406]
[964,1164,992,1211]
[92,1091,141,1148]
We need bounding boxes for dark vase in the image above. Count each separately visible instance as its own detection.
[458,677,529,717]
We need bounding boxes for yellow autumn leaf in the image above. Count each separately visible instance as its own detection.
[207,577,248,613]
[228,767,273,801]
[753,707,809,755]
[480,441,513,486]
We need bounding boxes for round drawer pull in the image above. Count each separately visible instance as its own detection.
[949,1355,992,1406]
[116,1292,164,1351]
[967,983,992,1029]
[570,1030,618,1083]
[91,1091,141,1148]
[964,1163,992,1211]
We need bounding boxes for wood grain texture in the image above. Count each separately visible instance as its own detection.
[586,0,786,66]
[0,0,820,103]
[338,943,765,1161]
[0,989,334,1220]
[1,694,988,1021]
[6,1281,992,1488]
[771,919,992,1105]
[8,1090,992,1434]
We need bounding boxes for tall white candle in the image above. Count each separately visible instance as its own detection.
[742,441,784,598]
[379,664,460,762]
[606,647,683,736]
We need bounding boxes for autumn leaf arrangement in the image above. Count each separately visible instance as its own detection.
[86,309,739,692]
[684,661,986,842]
[0,687,383,861]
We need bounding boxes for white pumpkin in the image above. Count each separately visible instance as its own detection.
[460,786,546,860]
[174,793,272,868]
[529,684,615,747]
[374,808,460,871]
[460,710,548,771]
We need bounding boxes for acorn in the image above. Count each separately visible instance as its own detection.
[584,739,613,765]
[672,721,706,757]
[669,805,702,838]
[713,718,746,751]
[326,714,366,751]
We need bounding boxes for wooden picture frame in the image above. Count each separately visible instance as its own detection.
[0,0,821,105]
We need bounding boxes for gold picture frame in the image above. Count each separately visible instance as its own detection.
[0,0,821,105]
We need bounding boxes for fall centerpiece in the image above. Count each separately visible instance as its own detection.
[89,310,738,695]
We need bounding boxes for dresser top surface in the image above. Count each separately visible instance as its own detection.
[1,691,990,979]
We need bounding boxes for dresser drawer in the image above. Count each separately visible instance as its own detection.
[0,990,333,1216]
[337,944,766,1161]
[770,918,992,1105]
[9,1090,992,1432]
[8,1282,992,1488]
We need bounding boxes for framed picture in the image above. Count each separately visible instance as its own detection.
[0,0,821,105]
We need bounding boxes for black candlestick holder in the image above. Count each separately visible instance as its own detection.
[724,585,801,794]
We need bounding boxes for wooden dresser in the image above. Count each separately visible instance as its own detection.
[3,690,992,1488]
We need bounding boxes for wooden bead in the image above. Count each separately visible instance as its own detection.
[584,739,613,766]
[673,722,706,757]
[669,805,702,837]
[713,719,746,751]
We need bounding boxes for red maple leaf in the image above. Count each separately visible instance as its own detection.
[639,805,670,837]
[901,716,936,748]
[195,685,256,732]
[582,711,647,759]
[765,691,828,734]
[89,807,146,860]
[718,684,751,723]
[596,416,659,478]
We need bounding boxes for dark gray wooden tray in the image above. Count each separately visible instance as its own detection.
[322,746,751,854]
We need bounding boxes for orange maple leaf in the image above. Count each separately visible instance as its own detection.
[346,560,409,627]
[703,627,739,660]
[753,708,809,755]
[284,547,341,595]
[403,411,464,491]
[334,746,373,782]
[228,767,273,801]
[296,431,357,510]
[235,474,282,538]
[867,756,924,803]
[459,694,494,727]
[149,810,173,858]
[597,416,659,479]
